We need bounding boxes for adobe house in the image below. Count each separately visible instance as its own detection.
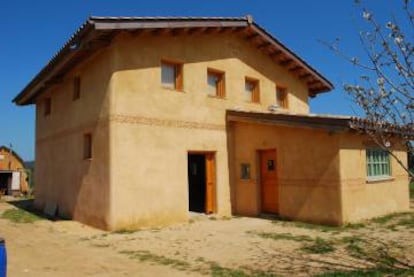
[0,146,29,196]
[13,16,412,230]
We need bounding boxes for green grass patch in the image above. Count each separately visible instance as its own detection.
[301,238,335,254]
[315,267,414,277]
[254,232,313,242]
[409,181,414,199]
[370,212,411,224]
[119,250,191,271]
[210,264,277,277]
[1,208,42,223]
[273,220,365,233]
[394,215,414,228]
[112,228,137,234]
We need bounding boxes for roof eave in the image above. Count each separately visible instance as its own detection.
[13,16,334,105]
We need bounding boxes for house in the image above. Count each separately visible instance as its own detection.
[0,146,29,196]
[13,16,411,230]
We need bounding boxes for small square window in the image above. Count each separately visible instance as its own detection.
[73,77,81,100]
[241,163,251,180]
[161,60,183,91]
[207,69,225,98]
[44,97,51,116]
[244,77,260,103]
[83,133,92,160]
[276,86,288,108]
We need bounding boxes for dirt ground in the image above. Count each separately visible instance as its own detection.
[0,199,414,277]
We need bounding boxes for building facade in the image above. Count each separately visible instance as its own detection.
[13,16,411,230]
[0,146,29,196]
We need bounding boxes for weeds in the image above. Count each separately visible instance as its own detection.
[254,232,313,242]
[119,250,191,271]
[1,208,42,223]
[301,238,335,254]
[112,229,137,234]
[210,263,278,277]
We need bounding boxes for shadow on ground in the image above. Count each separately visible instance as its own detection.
[6,198,65,221]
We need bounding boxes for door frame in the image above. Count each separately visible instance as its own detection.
[258,149,279,214]
[187,151,217,214]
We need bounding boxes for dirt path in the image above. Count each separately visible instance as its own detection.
[0,200,413,276]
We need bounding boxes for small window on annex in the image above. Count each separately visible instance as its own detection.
[44,97,51,116]
[240,163,251,180]
[276,86,288,108]
[83,133,92,160]
[366,148,391,178]
[161,60,183,91]
[73,76,81,101]
[244,77,260,103]
[207,69,225,98]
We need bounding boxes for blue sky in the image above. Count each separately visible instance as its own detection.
[0,0,402,160]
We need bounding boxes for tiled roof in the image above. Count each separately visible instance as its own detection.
[227,110,414,139]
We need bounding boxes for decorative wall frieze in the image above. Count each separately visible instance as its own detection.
[109,114,225,131]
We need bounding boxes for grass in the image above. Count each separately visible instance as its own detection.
[112,228,137,234]
[300,237,335,254]
[315,267,414,277]
[273,220,365,233]
[120,249,279,276]
[119,250,191,271]
[1,208,42,223]
[410,181,414,199]
[210,264,278,277]
[254,232,313,242]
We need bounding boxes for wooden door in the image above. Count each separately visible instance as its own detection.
[205,153,216,214]
[260,149,278,213]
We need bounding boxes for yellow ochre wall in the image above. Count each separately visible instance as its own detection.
[106,32,310,230]
[34,47,114,229]
[230,121,342,225]
[339,134,410,223]
[34,31,311,230]
[230,121,410,225]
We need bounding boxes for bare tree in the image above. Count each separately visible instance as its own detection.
[328,0,414,177]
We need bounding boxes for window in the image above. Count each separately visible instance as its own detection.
[161,60,183,91]
[83,133,92,160]
[44,97,51,116]
[244,77,260,103]
[207,69,225,98]
[366,148,391,178]
[276,86,288,108]
[241,163,251,180]
[73,77,81,100]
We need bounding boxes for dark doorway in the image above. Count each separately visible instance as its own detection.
[0,172,11,195]
[188,154,206,213]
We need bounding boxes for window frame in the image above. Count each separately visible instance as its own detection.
[276,85,288,108]
[244,77,260,103]
[207,68,225,98]
[161,59,183,91]
[73,76,81,101]
[366,148,392,180]
[83,133,92,160]
[240,163,251,180]
[44,97,51,116]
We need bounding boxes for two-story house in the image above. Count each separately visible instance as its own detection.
[13,16,411,230]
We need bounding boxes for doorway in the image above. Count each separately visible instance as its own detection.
[188,152,216,214]
[259,149,279,214]
[0,172,12,195]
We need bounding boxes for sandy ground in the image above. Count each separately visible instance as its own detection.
[0,199,413,277]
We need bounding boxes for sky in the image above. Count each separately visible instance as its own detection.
[0,0,404,161]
